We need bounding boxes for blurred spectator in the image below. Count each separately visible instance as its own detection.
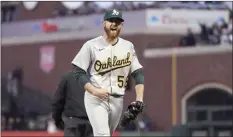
[221,17,232,45]
[7,72,15,96]
[221,28,230,45]
[208,22,221,45]
[7,67,24,97]
[1,3,17,23]
[218,18,228,30]
[199,14,232,46]
[199,23,210,44]
[221,25,232,45]
[230,9,233,20]
[229,18,233,44]
[179,28,196,47]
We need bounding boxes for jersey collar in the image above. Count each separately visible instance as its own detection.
[101,36,120,47]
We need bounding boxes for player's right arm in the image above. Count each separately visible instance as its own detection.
[72,65,106,97]
[71,42,108,98]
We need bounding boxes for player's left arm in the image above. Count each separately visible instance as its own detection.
[130,43,144,102]
[131,69,144,102]
[119,44,144,127]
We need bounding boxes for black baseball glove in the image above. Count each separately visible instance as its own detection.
[120,101,145,127]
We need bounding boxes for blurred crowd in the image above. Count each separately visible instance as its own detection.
[51,1,231,18]
[179,11,232,47]
[200,15,232,46]
[1,1,232,23]
[1,67,52,131]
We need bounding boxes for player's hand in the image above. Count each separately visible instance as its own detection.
[92,88,109,99]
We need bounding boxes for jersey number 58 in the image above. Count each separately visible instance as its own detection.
[117,75,128,88]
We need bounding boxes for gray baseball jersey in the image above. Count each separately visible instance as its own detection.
[71,36,143,136]
[71,36,142,95]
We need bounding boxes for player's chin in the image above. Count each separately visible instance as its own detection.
[110,30,120,37]
[110,33,119,39]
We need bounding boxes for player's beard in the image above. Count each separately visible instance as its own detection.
[104,25,121,40]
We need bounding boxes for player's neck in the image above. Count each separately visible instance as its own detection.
[103,34,118,46]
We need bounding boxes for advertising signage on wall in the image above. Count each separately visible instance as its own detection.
[41,19,89,33]
[1,10,146,38]
[146,9,229,33]
[1,9,229,41]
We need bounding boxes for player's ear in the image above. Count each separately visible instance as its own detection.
[121,22,124,26]
[102,20,106,26]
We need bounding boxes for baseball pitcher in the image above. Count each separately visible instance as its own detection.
[71,9,145,136]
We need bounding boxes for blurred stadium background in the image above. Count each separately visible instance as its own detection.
[1,1,232,136]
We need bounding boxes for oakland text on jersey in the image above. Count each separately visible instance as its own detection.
[94,52,131,76]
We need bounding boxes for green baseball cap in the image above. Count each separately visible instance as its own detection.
[104,9,124,22]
